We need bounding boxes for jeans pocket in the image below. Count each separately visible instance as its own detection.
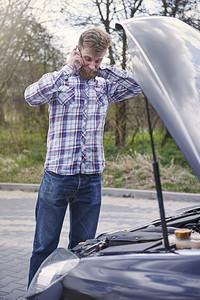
[45,170,65,178]
[40,171,76,207]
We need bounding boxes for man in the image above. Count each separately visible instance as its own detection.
[25,27,142,286]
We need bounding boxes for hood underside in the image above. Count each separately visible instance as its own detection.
[116,16,200,181]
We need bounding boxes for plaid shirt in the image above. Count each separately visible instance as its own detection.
[25,64,142,175]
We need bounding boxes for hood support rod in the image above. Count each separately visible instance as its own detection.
[144,94,170,250]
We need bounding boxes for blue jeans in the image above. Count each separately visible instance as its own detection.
[28,171,101,286]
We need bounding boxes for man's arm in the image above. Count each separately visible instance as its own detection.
[24,47,83,107]
[24,65,74,106]
[98,65,142,102]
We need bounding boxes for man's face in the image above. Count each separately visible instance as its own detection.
[78,47,106,80]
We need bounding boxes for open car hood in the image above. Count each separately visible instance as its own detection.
[116,16,200,181]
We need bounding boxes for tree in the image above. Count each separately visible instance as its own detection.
[0,0,65,128]
[0,0,31,125]
[160,0,200,29]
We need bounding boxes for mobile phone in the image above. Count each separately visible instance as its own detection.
[75,46,81,69]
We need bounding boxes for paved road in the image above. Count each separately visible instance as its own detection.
[0,189,199,300]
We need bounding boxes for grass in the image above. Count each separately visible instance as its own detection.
[0,124,199,193]
[0,123,46,184]
[102,152,200,193]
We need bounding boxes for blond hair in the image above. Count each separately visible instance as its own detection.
[78,27,111,53]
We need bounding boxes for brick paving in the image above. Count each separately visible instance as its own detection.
[0,189,199,300]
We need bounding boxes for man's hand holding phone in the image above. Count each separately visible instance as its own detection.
[68,46,83,74]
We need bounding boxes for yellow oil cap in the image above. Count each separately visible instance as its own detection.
[174,228,191,239]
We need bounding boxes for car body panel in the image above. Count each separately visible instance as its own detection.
[27,205,200,299]
[62,253,200,300]
[116,16,200,180]
[61,205,200,299]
